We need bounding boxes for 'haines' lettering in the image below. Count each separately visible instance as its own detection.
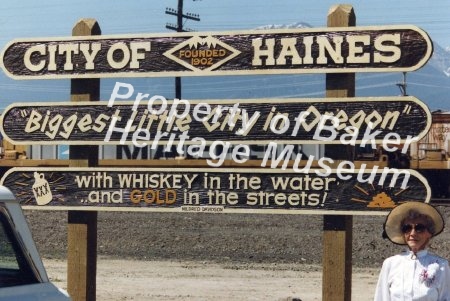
[252,33,401,66]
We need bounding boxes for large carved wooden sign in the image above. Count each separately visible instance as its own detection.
[0,167,431,214]
[0,96,430,145]
[1,25,432,79]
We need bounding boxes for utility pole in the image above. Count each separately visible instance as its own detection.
[397,72,408,96]
[166,0,200,99]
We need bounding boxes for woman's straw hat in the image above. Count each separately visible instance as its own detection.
[383,202,444,245]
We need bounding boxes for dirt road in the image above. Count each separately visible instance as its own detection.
[44,259,379,301]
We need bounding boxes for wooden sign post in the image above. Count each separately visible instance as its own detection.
[67,19,100,301]
[323,5,355,301]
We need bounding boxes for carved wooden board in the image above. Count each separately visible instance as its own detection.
[0,96,431,145]
[0,167,430,214]
[1,25,432,79]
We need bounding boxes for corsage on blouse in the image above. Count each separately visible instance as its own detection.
[419,262,440,287]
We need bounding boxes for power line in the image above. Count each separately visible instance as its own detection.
[165,0,201,99]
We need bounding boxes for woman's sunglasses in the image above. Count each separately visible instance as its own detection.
[401,223,427,234]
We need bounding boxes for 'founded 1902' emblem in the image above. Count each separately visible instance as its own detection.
[163,36,241,71]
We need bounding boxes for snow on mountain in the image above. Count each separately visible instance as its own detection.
[255,22,312,30]
[430,43,450,77]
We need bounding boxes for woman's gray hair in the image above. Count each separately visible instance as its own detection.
[401,209,436,234]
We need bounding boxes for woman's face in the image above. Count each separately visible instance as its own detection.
[402,217,433,253]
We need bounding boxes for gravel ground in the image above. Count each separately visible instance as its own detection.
[24,206,450,268]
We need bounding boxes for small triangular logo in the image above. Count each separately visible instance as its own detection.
[164,36,241,72]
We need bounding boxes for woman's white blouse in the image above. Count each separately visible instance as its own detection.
[374,250,450,301]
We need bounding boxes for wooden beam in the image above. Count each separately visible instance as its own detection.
[67,211,98,301]
[67,18,100,301]
[322,4,355,301]
[0,159,388,169]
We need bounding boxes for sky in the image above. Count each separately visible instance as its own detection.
[0,0,449,109]
[1,0,448,46]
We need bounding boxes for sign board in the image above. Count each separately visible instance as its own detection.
[0,167,430,214]
[0,96,431,145]
[1,25,432,79]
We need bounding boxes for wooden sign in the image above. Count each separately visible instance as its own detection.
[0,167,430,214]
[1,25,432,79]
[0,96,431,145]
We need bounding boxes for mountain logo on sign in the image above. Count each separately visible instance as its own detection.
[164,36,241,71]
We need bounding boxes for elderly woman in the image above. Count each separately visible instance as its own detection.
[374,202,450,301]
